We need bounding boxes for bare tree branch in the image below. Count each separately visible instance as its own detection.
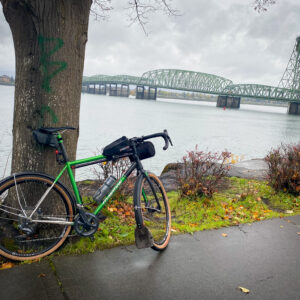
[91,0,113,21]
[91,0,179,34]
[253,0,276,13]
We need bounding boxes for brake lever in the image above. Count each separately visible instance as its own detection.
[163,129,173,147]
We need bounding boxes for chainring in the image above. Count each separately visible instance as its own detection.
[74,212,99,237]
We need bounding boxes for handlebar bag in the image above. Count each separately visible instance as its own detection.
[32,129,59,148]
[103,136,130,158]
[136,141,155,160]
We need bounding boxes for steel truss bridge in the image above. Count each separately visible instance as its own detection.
[82,37,300,103]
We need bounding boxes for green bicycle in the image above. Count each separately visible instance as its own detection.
[0,127,173,261]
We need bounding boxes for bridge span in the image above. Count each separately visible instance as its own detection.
[82,37,300,115]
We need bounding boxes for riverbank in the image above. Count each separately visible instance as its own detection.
[0,82,14,86]
[1,160,298,268]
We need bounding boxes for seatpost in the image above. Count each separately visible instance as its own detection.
[56,133,69,162]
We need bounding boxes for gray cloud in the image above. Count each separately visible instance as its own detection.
[0,0,299,86]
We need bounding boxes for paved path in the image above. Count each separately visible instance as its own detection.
[0,215,299,300]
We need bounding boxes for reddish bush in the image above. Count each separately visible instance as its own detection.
[264,143,300,195]
[177,146,231,199]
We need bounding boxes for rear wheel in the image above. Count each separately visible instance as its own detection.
[0,173,74,261]
[134,172,171,251]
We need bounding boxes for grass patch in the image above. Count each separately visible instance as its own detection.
[171,177,299,234]
[56,177,299,255]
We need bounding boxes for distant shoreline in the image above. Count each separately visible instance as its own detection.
[0,84,288,108]
[0,82,14,87]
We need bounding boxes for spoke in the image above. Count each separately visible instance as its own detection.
[0,206,26,218]
[13,174,27,218]
[18,184,28,208]
[29,182,55,219]
[0,190,8,203]
[0,204,23,213]
[16,234,78,243]
[0,215,19,222]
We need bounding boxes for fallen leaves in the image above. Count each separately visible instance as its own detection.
[222,233,228,237]
[107,200,135,223]
[297,232,300,235]
[38,273,46,278]
[239,286,250,294]
[0,262,14,270]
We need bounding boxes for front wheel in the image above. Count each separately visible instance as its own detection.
[0,173,74,261]
[134,172,171,251]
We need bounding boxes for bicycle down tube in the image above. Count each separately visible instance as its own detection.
[27,156,137,225]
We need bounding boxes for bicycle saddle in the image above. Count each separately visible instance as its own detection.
[39,127,76,134]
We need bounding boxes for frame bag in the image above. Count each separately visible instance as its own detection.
[102,136,130,158]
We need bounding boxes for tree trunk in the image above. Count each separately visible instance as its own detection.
[1,0,92,187]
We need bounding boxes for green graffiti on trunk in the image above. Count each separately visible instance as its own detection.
[39,105,58,127]
[38,35,67,93]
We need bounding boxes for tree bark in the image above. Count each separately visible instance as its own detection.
[1,0,92,186]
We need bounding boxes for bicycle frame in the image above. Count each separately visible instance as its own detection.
[24,128,170,226]
[27,154,139,225]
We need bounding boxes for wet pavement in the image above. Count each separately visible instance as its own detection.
[0,215,299,300]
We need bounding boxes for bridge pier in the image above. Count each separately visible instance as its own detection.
[288,102,300,115]
[99,83,106,95]
[88,84,96,94]
[109,84,118,96]
[147,87,157,100]
[121,84,129,97]
[136,86,145,99]
[217,95,240,108]
[82,85,88,93]
[136,86,157,100]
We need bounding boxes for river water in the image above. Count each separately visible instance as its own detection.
[0,85,299,179]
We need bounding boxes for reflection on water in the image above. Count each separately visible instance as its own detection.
[0,85,299,179]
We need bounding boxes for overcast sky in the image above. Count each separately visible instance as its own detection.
[0,0,299,87]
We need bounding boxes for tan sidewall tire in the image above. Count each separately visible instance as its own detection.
[0,175,73,261]
[141,173,171,250]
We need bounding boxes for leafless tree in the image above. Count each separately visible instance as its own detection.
[253,0,276,13]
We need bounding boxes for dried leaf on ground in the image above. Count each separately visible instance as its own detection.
[38,273,46,278]
[0,262,14,270]
[239,286,250,294]
[222,233,228,237]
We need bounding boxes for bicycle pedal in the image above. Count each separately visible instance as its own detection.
[135,226,153,249]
